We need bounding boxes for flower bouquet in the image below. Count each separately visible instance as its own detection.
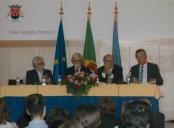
[63,72,97,97]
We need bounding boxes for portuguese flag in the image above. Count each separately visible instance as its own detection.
[83,19,97,74]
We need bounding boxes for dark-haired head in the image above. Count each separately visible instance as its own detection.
[75,104,101,128]
[135,49,146,56]
[25,93,45,119]
[135,49,147,65]
[122,100,151,128]
[46,107,69,128]
[59,119,84,128]
[99,97,115,115]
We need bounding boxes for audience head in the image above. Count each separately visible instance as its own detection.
[32,56,45,71]
[135,49,147,65]
[0,98,9,124]
[71,53,83,68]
[122,100,151,128]
[99,97,116,115]
[103,54,114,71]
[75,104,101,128]
[58,119,84,128]
[25,93,46,119]
[46,107,69,128]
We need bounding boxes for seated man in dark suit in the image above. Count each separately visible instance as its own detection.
[26,56,53,85]
[65,53,91,76]
[130,49,163,85]
[98,54,123,84]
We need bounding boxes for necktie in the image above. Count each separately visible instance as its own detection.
[138,65,144,83]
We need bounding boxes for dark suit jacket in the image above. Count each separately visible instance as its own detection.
[65,65,91,76]
[26,69,53,85]
[130,62,163,85]
[98,64,123,84]
[98,112,119,128]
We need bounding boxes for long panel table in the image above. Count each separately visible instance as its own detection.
[0,84,162,121]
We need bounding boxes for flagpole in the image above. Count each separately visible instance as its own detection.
[83,1,97,74]
[87,1,92,22]
[112,0,122,66]
[59,2,64,20]
[114,1,119,30]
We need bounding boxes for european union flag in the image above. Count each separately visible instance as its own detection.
[112,20,122,66]
[53,20,67,83]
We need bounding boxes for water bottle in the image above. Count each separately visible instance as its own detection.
[42,75,46,85]
[126,76,131,84]
[16,76,20,85]
[107,75,112,84]
[96,76,99,84]
[57,75,61,85]
[126,70,131,84]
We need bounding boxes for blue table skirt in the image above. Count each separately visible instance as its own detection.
[5,96,159,121]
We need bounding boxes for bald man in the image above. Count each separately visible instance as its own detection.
[98,54,123,84]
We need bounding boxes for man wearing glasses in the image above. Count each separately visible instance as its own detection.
[26,56,53,85]
[65,53,91,76]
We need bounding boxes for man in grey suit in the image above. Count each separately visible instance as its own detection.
[130,49,163,85]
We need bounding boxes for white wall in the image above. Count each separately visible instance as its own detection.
[0,0,174,41]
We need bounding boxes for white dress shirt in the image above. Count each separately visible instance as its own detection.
[36,69,43,82]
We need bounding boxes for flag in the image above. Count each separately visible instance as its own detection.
[53,20,67,83]
[83,19,97,73]
[112,19,122,66]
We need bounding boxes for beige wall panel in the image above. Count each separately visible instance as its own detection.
[93,41,100,67]
[129,46,160,67]
[67,40,84,66]
[68,40,99,68]
[39,47,70,72]
[99,46,112,66]
[39,47,55,72]
[0,48,9,84]
[65,47,70,67]
[39,47,70,73]
[120,47,130,80]
[9,48,39,79]
[159,46,174,120]
[68,47,83,67]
